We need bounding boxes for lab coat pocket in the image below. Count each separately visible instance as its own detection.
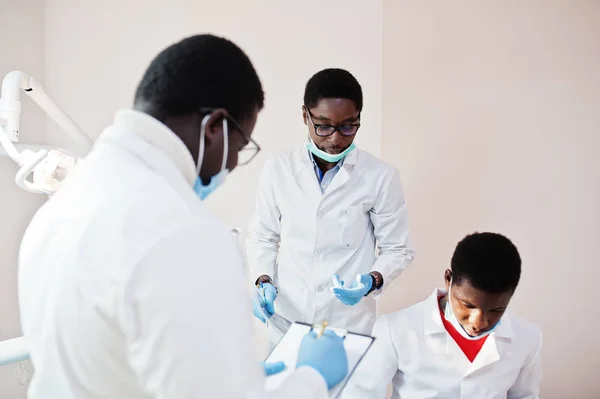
[340,205,369,248]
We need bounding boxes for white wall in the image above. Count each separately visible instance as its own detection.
[380,1,600,397]
[0,1,47,397]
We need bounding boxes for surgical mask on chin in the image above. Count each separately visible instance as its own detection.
[193,114,230,201]
[444,284,499,341]
[306,138,356,163]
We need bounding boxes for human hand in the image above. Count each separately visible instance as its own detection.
[332,274,372,306]
[296,330,348,389]
[252,283,278,323]
[262,361,286,376]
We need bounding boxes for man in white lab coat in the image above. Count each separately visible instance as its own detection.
[343,232,543,399]
[247,68,415,338]
[18,34,348,398]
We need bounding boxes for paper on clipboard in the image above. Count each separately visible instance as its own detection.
[264,322,375,398]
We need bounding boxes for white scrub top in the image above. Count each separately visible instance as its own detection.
[342,289,543,399]
[247,147,415,336]
[18,109,329,399]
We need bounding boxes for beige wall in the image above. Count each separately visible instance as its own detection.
[1,0,599,397]
[43,0,187,150]
[380,1,600,398]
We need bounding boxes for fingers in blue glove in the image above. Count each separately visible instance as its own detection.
[263,283,277,315]
[332,287,363,299]
[333,274,372,297]
[296,329,348,389]
[263,360,286,376]
[334,292,358,306]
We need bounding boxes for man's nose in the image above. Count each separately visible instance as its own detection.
[469,310,489,331]
[329,130,344,145]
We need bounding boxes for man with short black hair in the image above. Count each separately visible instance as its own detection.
[247,68,415,340]
[19,34,348,399]
[342,232,543,398]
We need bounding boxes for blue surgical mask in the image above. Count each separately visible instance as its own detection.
[306,138,356,163]
[193,114,229,201]
[443,284,499,341]
[193,170,229,200]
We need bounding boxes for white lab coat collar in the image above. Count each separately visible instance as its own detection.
[111,109,198,186]
[423,288,514,376]
[300,146,358,196]
[423,288,513,339]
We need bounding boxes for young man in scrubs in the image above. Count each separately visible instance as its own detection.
[247,68,415,339]
[342,232,543,398]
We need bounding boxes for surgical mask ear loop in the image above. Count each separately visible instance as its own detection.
[196,114,211,175]
[220,118,228,172]
[444,281,453,318]
[196,114,229,177]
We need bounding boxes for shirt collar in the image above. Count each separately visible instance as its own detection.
[110,109,197,186]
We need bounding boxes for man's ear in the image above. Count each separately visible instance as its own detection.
[444,269,452,289]
[203,108,228,147]
[302,106,308,126]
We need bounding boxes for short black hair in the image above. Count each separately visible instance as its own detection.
[451,232,522,294]
[303,68,363,112]
[134,34,264,122]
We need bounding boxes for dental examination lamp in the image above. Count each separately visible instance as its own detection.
[0,70,93,195]
[0,71,93,369]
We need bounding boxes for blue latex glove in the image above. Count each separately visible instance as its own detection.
[296,330,348,389]
[252,283,277,323]
[262,361,286,376]
[332,273,373,306]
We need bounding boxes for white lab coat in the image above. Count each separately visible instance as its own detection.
[342,289,543,399]
[247,148,414,336]
[18,109,329,399]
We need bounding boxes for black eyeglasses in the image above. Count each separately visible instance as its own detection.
[199,108,261,166]
[305,107,361,137]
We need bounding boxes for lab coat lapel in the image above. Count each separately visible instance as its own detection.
[465,314,513,376]
[322,149,357,196]
[423,290,470,365]
[297,150,323,199]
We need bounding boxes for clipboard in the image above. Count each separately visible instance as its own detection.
[264,321,375,398]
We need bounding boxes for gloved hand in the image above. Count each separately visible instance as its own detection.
[262,361,286,376]
[252,283,278,323]
[332,273,373,306]
[296,330,348,389]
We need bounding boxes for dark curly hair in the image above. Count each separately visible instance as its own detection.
[134,34,264,123]
[451,232,522,293]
